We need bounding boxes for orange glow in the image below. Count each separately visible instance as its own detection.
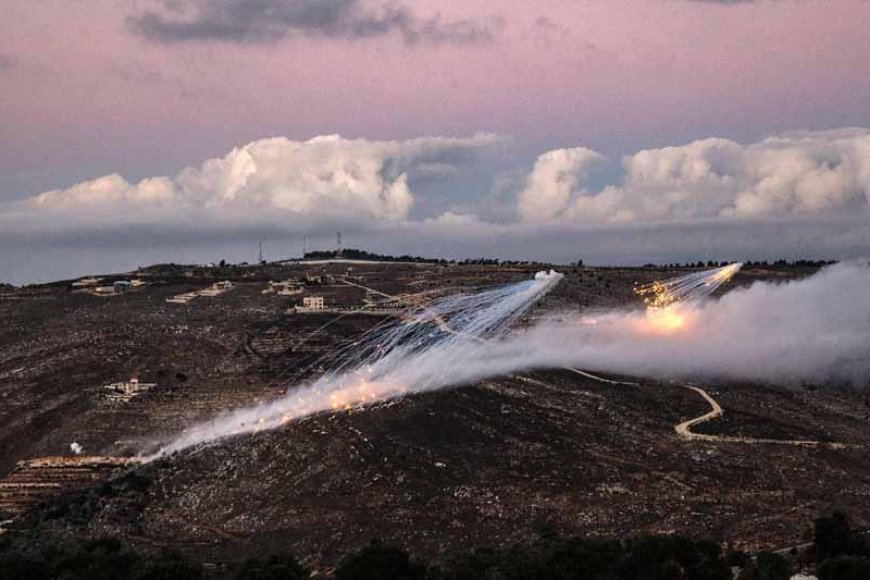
[640,306,688,334]
[326,378,403,412]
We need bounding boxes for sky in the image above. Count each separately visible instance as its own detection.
[2,0,870,283]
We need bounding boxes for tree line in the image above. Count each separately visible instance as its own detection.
[2,511,868,579]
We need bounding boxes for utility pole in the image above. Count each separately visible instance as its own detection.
[337,232,343,257]
[258,239,264,264]
[303,234,308,258]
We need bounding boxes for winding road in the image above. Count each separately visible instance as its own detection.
[340,277,856,450]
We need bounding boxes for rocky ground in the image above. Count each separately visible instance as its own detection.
[1,261,868,569]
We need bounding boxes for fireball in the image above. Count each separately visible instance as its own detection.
[640,306,689,335]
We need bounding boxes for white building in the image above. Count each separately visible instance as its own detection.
[166,292,198,304]
[198,280,235,297]
[302,296,325,310]
[103,377,157,401]
[265,280,305,295]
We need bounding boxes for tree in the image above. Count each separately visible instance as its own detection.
[335,541,426,580]
[755,551,790,580]
[814,512,865,560]
[817,555,870,580]
[136,549,203,580]
[616,535,731,580]
[230,554,308,580]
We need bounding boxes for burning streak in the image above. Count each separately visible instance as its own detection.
[635,263,743,308]
[632,263,742,335]
[149,262,870,459]
[152,271,563,457]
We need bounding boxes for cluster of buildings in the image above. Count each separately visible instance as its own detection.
[72,270,405,316]
[263,279,305,296]
[288,292,404,315]
[264,278,331,312]
[73,277,147,296]
[166,280,235,304]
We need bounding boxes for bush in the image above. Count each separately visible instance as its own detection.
[814,512,865,560]
[754,552,790,580]
[136,549,203,580]
[434,545,545,580]
[544,537,624,579]
[817,555,870,580]
[0,537,202,580]
[230,554,309,580]
[616,535,731,580]
[335,541,426,580]
[433,535,731,580]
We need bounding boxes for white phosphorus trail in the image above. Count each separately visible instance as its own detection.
[150,262,870,458]
[152,270,564,457]
[635,263,743,308]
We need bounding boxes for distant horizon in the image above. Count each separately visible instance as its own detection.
[2,243,843,288]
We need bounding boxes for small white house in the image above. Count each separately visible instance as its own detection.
[103,377,157,401]
[302,296,325,310]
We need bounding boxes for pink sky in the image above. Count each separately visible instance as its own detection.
[2,0,870,199]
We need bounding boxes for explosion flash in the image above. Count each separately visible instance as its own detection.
[633,264,742,335]
[635,263,743,308]
[641,306,688,335]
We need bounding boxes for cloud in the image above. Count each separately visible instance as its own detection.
[517,147,605,222]
[518,129,870,223]
[128,0,496,45]
[5,128,870,285]
[27,133,502,223]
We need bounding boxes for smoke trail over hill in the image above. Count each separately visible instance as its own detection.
[153,263,869,457]
[154,271,563,456]
[470,262,870,386]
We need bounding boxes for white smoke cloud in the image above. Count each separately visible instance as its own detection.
[30,133,503,222]
[153,270,564,456]
[149,263,869,457]
[518,129,870,223]
[470,262,870,386]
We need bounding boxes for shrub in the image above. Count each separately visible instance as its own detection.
[230,554,309,580]
[754,552,790,580]
[814,512,865,560]
[0,537,202,580]
[136,549,203,580]
[817,555,870,580]
[616,535,731,580]
[335,541,426,580]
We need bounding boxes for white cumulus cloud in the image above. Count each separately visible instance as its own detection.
[30,133,502,222]
[517,147,604,222]
[518,129,870,223]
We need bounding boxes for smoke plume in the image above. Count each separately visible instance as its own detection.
[472,262,870,386]
[151,263,869,458]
